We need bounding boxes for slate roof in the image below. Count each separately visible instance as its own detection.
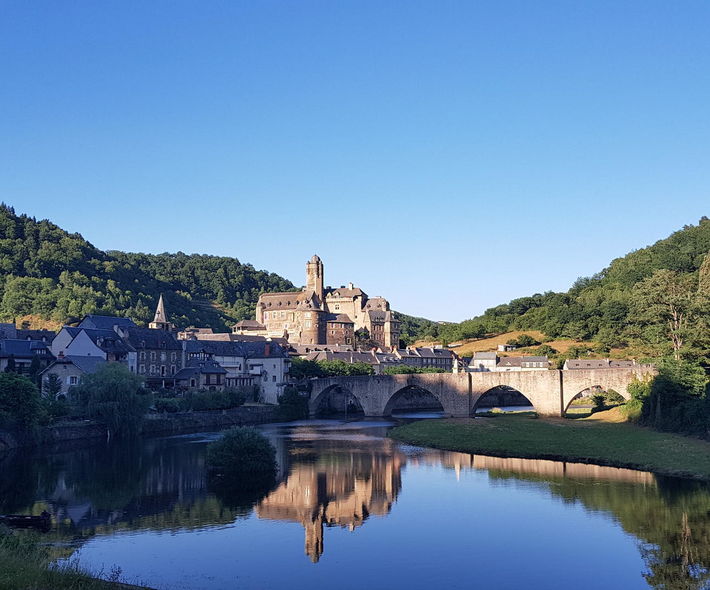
[0,339,53,359]
[565,359,611,369]
[326,314,354,324]
[521,356,549,364]
[61,328,134,354]
[40,355,108,376]
[174,359,227,380]
[120,327,182,350]
[473,352,498,360]
[497,357,523,367]
[233,320,266,330]
[416,347,455,359]
[16,329,56,343]
[325,287,365,298]
[185,339,289,359]
[78,315,137,330]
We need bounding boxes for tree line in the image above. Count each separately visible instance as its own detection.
[0,204,294,330]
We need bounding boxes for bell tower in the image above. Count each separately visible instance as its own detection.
[306,255,324,299]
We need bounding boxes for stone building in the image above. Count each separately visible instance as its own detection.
[256,255,400,348]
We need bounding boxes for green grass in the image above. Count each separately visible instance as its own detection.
[390,414,710,480]
[0,529,149,590]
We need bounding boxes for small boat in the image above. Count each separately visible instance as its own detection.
[0,512,52,530]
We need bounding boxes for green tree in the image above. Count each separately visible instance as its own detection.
[633,270,703,360]
[43,373,62,398]
[4,355,16,373]
[70,363,151,438]
[28,355,41,386]
[0,373,43,432]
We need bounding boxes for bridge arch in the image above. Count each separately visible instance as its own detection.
[563,384,631,416]
[471,385,535,415]
[310,384,364,416]
[382,384,445,417]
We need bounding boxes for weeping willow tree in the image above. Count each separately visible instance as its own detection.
[70,363,152,438]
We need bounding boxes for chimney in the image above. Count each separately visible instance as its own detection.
[348,282,354,289]
[58,351,65,359]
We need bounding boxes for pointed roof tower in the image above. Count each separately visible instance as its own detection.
[149,294,176,331]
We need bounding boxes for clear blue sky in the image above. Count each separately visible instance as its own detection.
[2,1,708,321]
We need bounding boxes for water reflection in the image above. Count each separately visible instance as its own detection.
[1,420,710,589]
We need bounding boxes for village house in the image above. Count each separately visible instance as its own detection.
[39,354,107,396]
[468,352,498,372]
[0,338,54,375]
[50,327,132,364]
[183,339,290,403]
[494,356,550,372]
[116,326,183,388]
[174,359,227,391]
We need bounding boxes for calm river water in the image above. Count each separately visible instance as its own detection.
[2,418,710,590]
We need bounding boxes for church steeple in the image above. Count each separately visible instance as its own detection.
[149,294,175,331]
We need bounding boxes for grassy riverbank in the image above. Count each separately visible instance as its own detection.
[390,411,710,480]
[0,530,148,590]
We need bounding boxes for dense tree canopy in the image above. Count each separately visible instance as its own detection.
[0,204,295,330]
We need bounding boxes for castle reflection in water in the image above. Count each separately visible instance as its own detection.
[0,420,657,564]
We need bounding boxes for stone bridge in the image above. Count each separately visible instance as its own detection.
[309,366,656,417]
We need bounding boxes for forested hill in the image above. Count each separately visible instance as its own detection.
[431,217,710,358]
[0,204,295,330]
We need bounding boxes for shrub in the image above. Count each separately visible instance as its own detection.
[176,387,250,412]
[155,398,180,413]
[605,389,625,404]
[206,427,277,480]
[206,428,278,510]
[591,394,606,413]
[276,386,309,421]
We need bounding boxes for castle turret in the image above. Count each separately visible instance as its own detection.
[306,255,324,300]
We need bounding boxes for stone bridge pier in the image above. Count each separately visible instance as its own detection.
[308,366,656,418]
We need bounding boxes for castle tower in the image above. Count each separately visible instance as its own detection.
[306,255,324,300]
[149,294,175,331]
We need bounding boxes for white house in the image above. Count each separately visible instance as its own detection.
[469,352,498,372]
[183,340,291,403]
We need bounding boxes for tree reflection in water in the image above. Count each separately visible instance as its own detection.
[1,423,710,588]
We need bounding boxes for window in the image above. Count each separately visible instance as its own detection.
[139,364,145,374]
[161,365,166,377]
[190,378,196,388]
[171,352,177,361]
[272,375,276,382]
[150,364,156,375]
[161,352,167,362]
[140,351,146,361]
[150,351,156,361]
[69,376,78,385]
[171,365,176,375]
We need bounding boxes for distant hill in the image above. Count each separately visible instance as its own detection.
[434,217,710,354]
[0,204,295,330]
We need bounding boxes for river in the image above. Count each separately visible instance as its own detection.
[2,418,709,590]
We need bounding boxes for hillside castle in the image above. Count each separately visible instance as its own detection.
[252,255,401,348]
